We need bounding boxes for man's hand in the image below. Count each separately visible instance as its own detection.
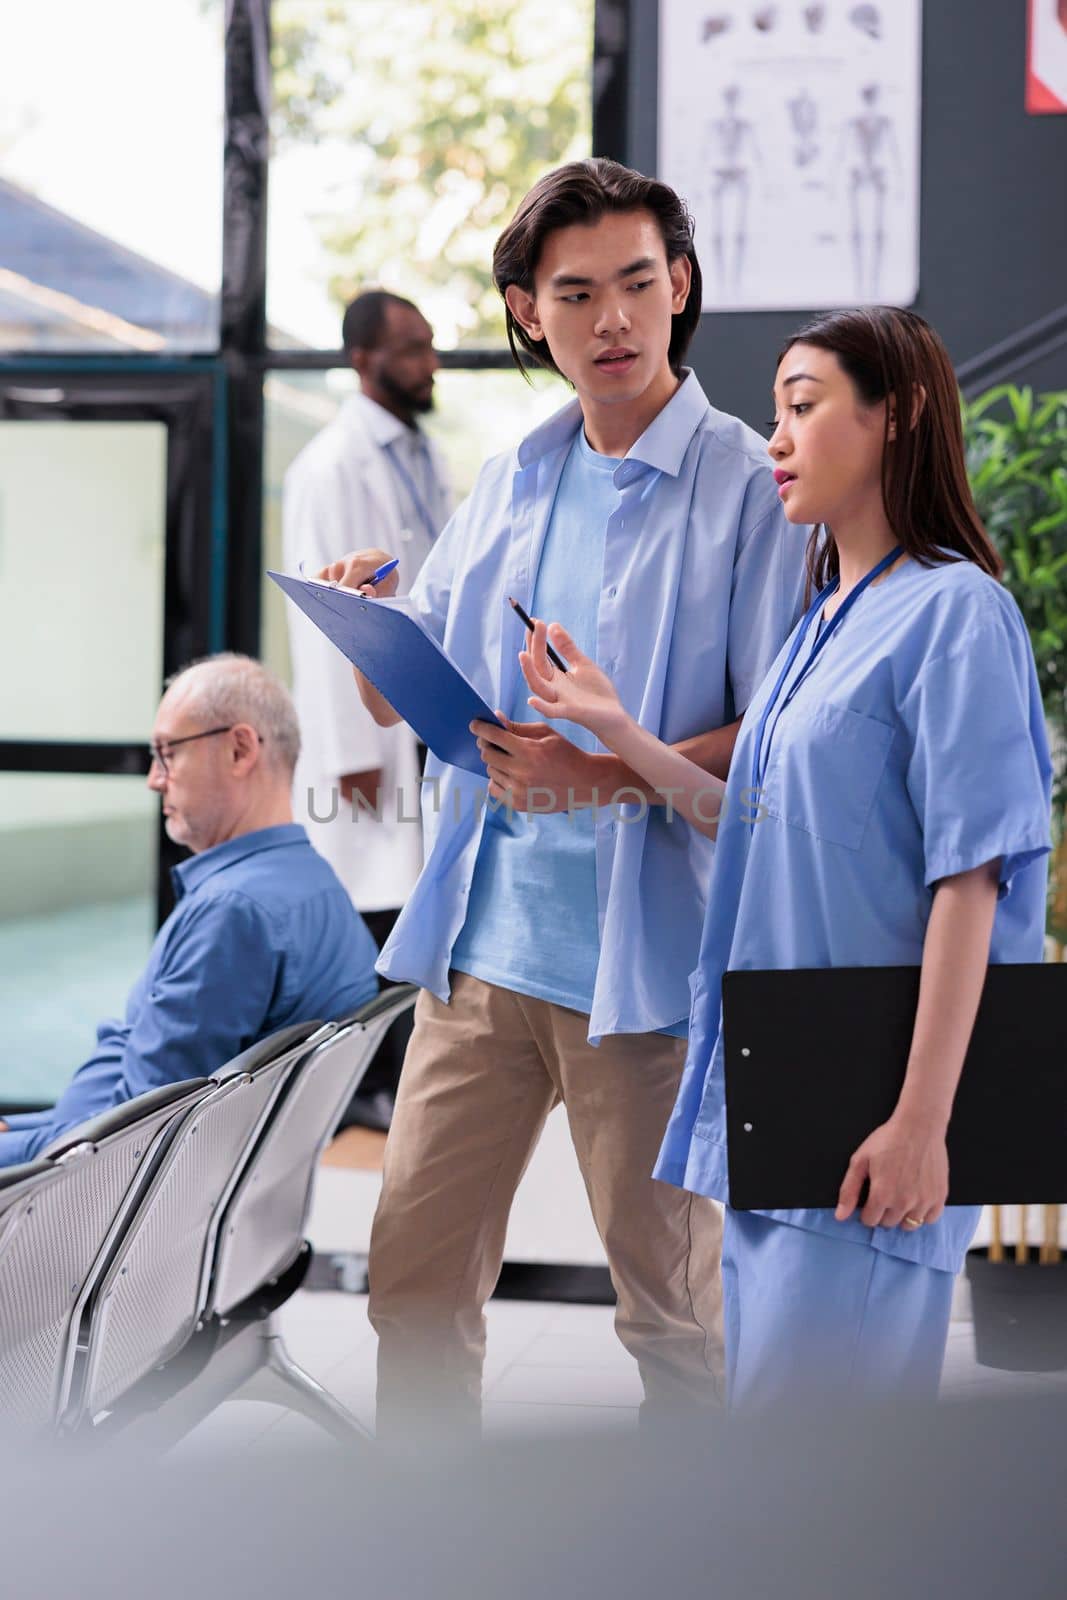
[340,769,383,810]
[314,550,403,726]
[470,716,601,812]
[0,1121,8,1134]
[835,1108,950,1230]
[317,548,399,599]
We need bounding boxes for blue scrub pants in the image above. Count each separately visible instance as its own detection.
[721,1208,956,1410]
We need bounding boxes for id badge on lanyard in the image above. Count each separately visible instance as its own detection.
[749,545,903,829]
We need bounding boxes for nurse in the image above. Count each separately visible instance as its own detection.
[519,306,1053,1407]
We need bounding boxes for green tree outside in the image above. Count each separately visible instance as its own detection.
[271,0,594,345]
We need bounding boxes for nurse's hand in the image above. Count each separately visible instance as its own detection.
[519,620,627,745]
[316,548,399,598]
[834,1109,949,1230]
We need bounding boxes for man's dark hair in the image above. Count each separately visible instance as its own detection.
[341,290,420,355]
[492,158,702,380]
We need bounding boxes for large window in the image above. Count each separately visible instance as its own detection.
[0,0,224,352]
[0,420,167,741]
[267,0,594,349]
[0,775,156,1105]
[262,0,594,693]
[0,0,596,1109]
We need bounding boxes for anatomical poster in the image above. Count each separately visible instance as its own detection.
[658,1,923,311]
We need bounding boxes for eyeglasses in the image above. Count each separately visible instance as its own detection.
[148,724,236,776]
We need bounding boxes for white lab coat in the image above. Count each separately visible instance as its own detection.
[282,392,453,912]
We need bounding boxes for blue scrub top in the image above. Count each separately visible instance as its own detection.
[655,556,1053,1273]
[378,371,808,1042]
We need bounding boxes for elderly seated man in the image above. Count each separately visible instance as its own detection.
[0,654,380,1167]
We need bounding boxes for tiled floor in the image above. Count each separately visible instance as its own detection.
[169,1107,1067,1457]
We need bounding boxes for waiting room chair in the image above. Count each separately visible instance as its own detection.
[92,991,417,1451]
[64,1021,330,1430]
[206,985,418,1320]
[0,1079,210,1433]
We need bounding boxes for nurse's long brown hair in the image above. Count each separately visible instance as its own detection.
[780,307,1002,591]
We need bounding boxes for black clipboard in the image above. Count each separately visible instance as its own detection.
[723,965,1067,1208]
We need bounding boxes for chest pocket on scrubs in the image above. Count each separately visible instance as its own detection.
[761,701,894,852]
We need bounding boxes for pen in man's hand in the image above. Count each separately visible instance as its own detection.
[368,558,400,586]
[508,596,569,673]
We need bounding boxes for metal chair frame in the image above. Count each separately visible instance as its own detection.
[204,987,417,1322]
[0,1079,211,1433]
[63,1025,334,1430]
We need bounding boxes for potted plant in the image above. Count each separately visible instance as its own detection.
[962,384,1067,1370]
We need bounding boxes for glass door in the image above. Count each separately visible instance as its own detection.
[0,370,218,1110]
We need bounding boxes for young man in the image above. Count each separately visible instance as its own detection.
[284,291,453,1128]
[322,159,807,1437]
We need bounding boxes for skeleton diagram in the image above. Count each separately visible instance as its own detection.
[704,85,762,299]
[837,83,902,299]
[787,88,820,169]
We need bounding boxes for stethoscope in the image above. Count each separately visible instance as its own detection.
[749,544,903,829]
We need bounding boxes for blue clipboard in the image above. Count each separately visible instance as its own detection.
[268,571,504,776]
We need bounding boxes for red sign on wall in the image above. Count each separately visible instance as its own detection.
[1028,0,1067,112]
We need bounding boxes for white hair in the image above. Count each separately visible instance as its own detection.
[165,654,301,777]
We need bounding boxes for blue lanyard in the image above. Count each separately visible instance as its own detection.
[749,544,903,817]
[386,438,440,546]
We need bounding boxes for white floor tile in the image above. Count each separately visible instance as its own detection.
[487,1360,643,1408]
[517,1329,636,1372]
[274,1288,373,1367]
[539,1302,620,1340]
[483,1298,559,1346]
[167,1398,292,1460]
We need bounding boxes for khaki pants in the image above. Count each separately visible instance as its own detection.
[368,972,723,1436]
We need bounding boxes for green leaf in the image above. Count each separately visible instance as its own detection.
[966,384,1019,421]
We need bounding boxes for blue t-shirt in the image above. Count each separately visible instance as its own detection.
[451,429,617,1012]
[0,824,380,1167]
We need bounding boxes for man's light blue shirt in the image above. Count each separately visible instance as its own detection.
[0,824,379,1166]
[654,559,1053,1272]
[378,371,808,1041]
[451,427,615,1013]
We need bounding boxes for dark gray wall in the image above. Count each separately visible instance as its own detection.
[614,0,1067,427]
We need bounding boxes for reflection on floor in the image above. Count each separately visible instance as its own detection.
[169,1105,1067,1456]
[0,895,153,1105]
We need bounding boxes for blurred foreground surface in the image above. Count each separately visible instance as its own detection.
[2,1393,1065,1599]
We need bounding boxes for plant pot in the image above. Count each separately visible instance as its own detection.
[965,1247,1067,1372]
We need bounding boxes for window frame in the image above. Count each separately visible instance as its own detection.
[0,0,623,928]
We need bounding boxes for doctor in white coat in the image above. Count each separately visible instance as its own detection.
[283,291,453,1123]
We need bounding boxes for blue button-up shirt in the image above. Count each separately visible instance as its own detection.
[0,824,379,1166]
[378,371,809,1040]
